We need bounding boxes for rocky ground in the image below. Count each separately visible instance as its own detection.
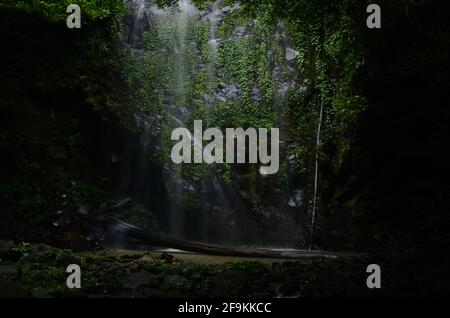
[0,239,417,298]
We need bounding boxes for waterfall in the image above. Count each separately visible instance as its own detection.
[207,0,221,55]
[124,0,234,242]
[127,0,146,45]
[123,0,305,248]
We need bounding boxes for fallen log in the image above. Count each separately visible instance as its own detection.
[87,216,356,260]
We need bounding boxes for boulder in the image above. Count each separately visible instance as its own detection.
[285,47,299,61]
[0,265,18,280]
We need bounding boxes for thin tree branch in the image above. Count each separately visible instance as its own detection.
[309,101,323,252]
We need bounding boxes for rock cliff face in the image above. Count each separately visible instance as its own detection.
[0,0,311,250]
[122,0,309,247]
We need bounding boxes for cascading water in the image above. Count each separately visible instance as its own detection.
[124,0,243,243]
[126,0,146,46]
[123,0,306,248]
[206,1,221,56]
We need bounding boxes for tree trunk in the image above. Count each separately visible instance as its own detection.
[309,101,324,252]
[91,217,351,259]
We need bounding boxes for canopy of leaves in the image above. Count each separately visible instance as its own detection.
[0,0,125,22]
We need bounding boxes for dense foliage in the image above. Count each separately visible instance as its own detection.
[1,0,450,251]
[0,0,158,242]
[0,0,124,22]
